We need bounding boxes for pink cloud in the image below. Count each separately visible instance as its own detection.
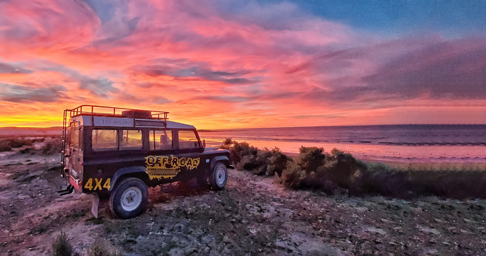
[0,0,484,128]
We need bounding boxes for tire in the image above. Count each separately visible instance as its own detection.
[209,162,228,190]
[109,177,148,219]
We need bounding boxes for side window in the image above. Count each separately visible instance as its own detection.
[150,130,173,150]
[179,130,199,149]
[92,130,117,151]
[120,130,143,150]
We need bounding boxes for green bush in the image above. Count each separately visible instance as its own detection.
[219,138,258,165]
[281,147,367,193]
[266,148,292,177]
[408,170,486,199]
[220,139,486,199]
[326,149,367,190]
[281,147,326,189]
[52,232,73,256]
[220,139,292,176]
[294,146,325,173]
[356,166,412,198]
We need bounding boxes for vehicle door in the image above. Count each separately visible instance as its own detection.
[175,129,204,173]
[146,129,177,181]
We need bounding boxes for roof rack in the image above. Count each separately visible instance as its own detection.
[65,105,169,120]
[61,105,169,166]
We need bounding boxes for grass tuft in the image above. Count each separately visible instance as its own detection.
[88,239,122,256]
[52,232,73,256]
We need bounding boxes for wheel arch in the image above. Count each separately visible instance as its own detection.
[110,166,149,191]
[210,156,230,171]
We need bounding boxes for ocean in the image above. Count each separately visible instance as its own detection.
[199,125,486,162]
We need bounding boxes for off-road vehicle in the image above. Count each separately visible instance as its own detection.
[59,105,230,219]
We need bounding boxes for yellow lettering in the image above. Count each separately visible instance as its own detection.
[178,157,186,167]
[192,158,200,168]
[145,156,156,167]
[103,178,111,190]
[171,156,178,167]
[94,178,102,190]
[84,178,93,191]
[156,156,164,167]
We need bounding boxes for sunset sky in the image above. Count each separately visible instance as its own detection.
[0,0,485,128]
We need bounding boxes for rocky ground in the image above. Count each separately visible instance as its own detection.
[1,148,486,255]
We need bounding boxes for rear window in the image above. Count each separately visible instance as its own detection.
[150,130,173,150]
[70,124,79,148]
[92,130,117,151]
[120,130,143,150]
[179,130,199,149]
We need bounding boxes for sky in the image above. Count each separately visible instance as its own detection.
[0,0,485,128]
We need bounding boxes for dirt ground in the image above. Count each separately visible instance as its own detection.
[1,148,486,255]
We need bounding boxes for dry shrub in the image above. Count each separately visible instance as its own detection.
[219,138,258,165]
[327,149,367,190]
[408,170,486,199]
[222,139,486,199]
[52,232,73,256]
[88,239,121,256]
[281,147,327,189]
[0,140,11,152]
[220,139,291,176]
[266,148,292,177]
[10,138,33,148]
[42,138,63,155]
[356,162,412,198]
[0,138,33,151]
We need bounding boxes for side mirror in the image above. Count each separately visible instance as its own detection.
[202,139,206,148]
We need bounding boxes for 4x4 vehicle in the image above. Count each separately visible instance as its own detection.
[60,105,230,219]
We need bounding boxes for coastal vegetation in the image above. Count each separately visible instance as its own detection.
[220,139,486,199]
[0,138,33,151]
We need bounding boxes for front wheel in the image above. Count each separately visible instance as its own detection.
[209,162,228,190]
[109,177,148,219]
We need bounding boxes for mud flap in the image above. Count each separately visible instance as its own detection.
[91,193,99,218]
[57,185,74,196]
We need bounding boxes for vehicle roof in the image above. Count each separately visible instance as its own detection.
[71,115,195,129]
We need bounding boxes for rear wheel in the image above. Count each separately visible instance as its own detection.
[209,162,228,190]
[109,177,148,219]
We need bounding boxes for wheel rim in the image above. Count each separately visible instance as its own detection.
[216,166,226,187]
[121,187,142,211]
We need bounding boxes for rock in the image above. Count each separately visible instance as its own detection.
[433,218,444,224]
[464,218,478,224]
[168,247,184,256]
[364,227,387,235]
[417,226,440,235]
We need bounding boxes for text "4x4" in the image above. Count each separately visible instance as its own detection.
[84,178,111,191]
